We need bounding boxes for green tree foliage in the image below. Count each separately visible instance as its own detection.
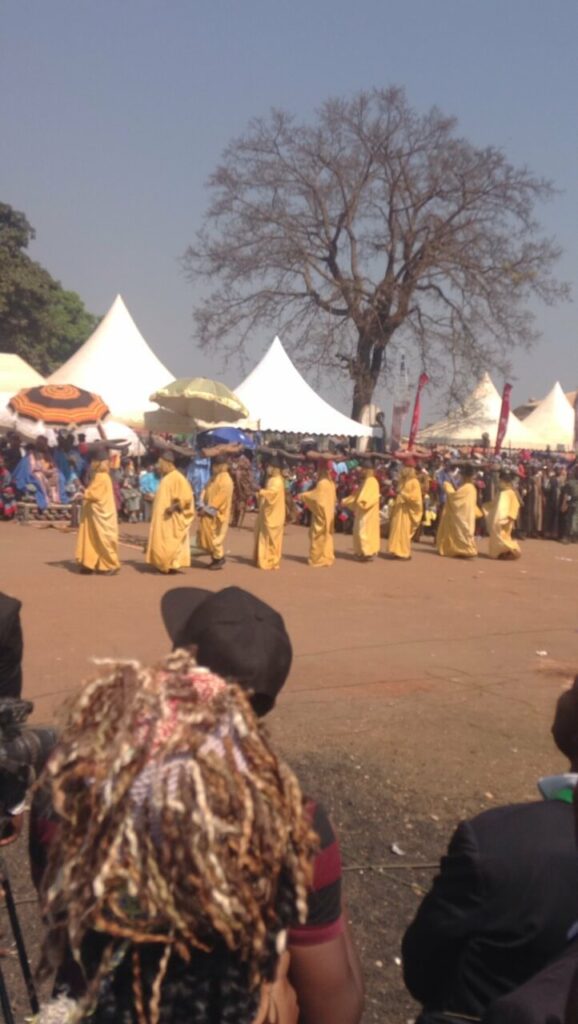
[0,202,98,375]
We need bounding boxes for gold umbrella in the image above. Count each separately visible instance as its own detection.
[149,377,248,424]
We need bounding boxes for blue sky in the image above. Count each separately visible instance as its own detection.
[1,0,576,418]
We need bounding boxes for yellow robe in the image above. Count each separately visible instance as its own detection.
[388,474,423,559]
[437,481,482,558]
[484,486,522,559]
[301,476,336,567]
[197,467,234,560]
[146,468,195,573]
[254,470,285,570]
[75,464,120,572]
[342,474,380,558]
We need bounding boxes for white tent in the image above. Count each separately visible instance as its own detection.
[418,373,533,448]
[0,354,45,415]
[521,382,575,451]
[47,295,174,427]
[233,337,373,437]
[0,353,45,395]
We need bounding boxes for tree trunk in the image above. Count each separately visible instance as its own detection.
[350,334,386,420]
[350,375,376,421]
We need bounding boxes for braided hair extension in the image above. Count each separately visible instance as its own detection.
[39,650,317,1024]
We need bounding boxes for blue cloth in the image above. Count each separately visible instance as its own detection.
[12,456,48,511]
[52,450,75,503]
[139,470,160,496]
[68,448,87,482]
[196,427,255,449]
[187,457,211,503]
[435,469,458,506]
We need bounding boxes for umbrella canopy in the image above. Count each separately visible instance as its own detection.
[150,378,248,424]
[8,384,110,426]
[196,426,256,449]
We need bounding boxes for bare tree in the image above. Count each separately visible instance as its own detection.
[184,88,568,419]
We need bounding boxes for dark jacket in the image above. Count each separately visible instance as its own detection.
[0,592,23,698]
[402,800,578,1021]
[482,939,578,1024]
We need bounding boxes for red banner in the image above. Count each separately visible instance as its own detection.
[494,383,513,455]
[407,373,430,450]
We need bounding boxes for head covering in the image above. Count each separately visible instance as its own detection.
[0,593,23,699]
[161,587,292,715]
[89,445,109,463]
[159,449,175,464]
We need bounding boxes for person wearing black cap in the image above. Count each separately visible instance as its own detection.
[74,447,120,575]
[0,592,23,698]
[196,454,234,570]
[145,450,195,573]
[160,586,364,1024]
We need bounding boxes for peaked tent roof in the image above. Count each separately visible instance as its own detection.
[521,382,574,450]
[418,373,533,447]
[233,337,373,437]
[0,354,45,396]
[47,295,174,427]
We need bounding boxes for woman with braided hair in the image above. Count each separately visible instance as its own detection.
[34,650,318,1024]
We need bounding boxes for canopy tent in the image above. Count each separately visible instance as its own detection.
[0,354,45,394]
[47,295,174,427]
[520,382,575,451]
[231,336,373,438]
[418,373,533,448]
[0,354,45,413]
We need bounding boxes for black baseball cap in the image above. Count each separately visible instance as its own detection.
[160,587,292,715]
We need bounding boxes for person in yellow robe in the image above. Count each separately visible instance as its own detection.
[75,447,120,575]
[388,462,423,560]
[196,455,234,570]
[484,470,522,559]
[300,463,336,567]
[254,457,285,570]
[342,459,380,560]
[437,465,483,558]
[146,451,195,574]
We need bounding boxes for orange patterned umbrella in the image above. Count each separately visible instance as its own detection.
[8,384,110,426]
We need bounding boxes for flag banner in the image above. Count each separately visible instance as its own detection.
[495,383,513,454]
[408,373,430,450]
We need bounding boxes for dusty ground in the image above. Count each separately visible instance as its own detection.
[1,516,577,1022]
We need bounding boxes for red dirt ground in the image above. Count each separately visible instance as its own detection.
[1,517,576,1021]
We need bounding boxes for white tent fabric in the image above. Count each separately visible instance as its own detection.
[521,382,575,451]
[418,373,533,448]
[47,295,174,427]
[233,337,374,437]
[0,355,46,430]
[0,354,45,396]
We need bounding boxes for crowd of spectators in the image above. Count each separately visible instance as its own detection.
[2,429,578,546]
